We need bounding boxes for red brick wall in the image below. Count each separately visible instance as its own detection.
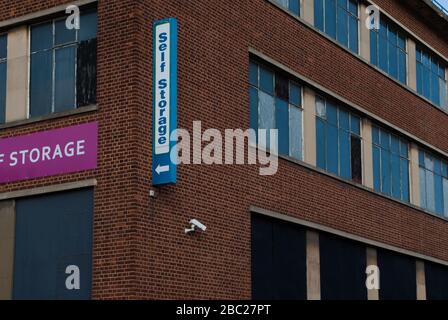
[0,0,447,299]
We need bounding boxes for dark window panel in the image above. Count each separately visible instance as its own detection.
[31,23,53,52]
[0,35,7,59]
[30,51,53,117]
[351,136,362,184]
[275,74,289,101]
[55,19,76,46]
[0,62,6,124]
[76,39,97,107]
[425,261,448,300]
[377,249,417,300]
[79,11,98,42]
[320,232,367,300]
[55,46,76,112]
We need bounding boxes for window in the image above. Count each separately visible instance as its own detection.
[372,126,410,202]
[419,150,448,217]
[29,10,97,118]
[370,17,407,84]
[315,0,359,53]
[0,35,6,124]
[416,47,447,109]
[250,61,303,160]
[273,0,300,16]
[316,96,362,183]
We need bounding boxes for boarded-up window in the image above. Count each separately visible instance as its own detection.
[425,261,448,300]
[252,214,307,300]
[320,232,367,300]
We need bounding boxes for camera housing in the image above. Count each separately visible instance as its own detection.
[185,219,207,234]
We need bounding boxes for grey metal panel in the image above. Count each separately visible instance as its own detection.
[13,189,93,300]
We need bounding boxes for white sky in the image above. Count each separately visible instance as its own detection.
[435,0,448,11]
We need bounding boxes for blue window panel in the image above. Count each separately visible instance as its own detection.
[276,98,290,156]
[0,62,5,124]
[380,130,390,149]
[373,146,381,192]
[400,141,408,158]
[416,63,423,94]
[388,28,397,47]
[0,35,6,59]
[348,15,358,53]
[30,51,53,117]
[327,124,339,175]
[431,73,440,106]
[388,44,398,79]
[444,178,448,217]
[442,162,448,178]
[378,35,388,72]
[325,0,337,39]
[339,109,349,130]
[290,82,301,106]
[398,53,407,84]
[79,11,98,42]
[249,88,258,143]
[419,150,425,167]
[425,153,434,171]
[397,34,406,50]
[350,115,360,135]
[391,154,401,199]
[31,23,53,52]
[439,64,445,79]
[435,175,444,215]
[339,129,351,179]
[55,19,76,46]
[349,0,357,15]
[401,159,409,202]
[434,159,442,175]
[431,58,439,74]
[315,0,325,31]
[289,0,300,16]
[258,91,276,149]
[326,101,338,125]
[249,62,258,87]
[416,48,422,62]
[391,135,400,154]
[337,9,348,48]
[370,31,378,66]
[420,168,427,209]
[337,0,347,9]
[260,67,274,95]
[381,150,391,195]
[276,0,288,8]
[55,46,76,112]
[440,79,447,109]
[426,170,436,212]
[422,66,431,100]
[316,118,327,170]
[372,126,379,145]
[289,106,302,160]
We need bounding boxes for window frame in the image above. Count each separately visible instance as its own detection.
[27,9,97,119]
[0,33,7,124]
[249,60,305,161]
[315,0,360,54]
[315,94,363,183]
[372,125,410,203]
[370,15,408,85]
[416,45,447,110]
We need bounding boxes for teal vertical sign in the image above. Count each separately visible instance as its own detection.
[152,18,178,186]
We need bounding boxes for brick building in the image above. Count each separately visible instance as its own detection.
[0,0,447,300]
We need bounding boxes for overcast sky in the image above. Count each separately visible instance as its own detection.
[435,0,448,11]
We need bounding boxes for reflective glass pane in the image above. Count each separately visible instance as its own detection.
[289,106,302,160]
[55,46,76,112]
[79,11,98,41]
[55,19,76,45]
[30,51,53,117]
[31,22,53,52]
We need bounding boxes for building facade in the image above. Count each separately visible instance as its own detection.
[0,0,448,300]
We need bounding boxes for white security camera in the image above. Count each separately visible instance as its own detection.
[185,219,207,234]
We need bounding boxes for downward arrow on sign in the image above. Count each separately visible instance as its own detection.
[155,164,170,175]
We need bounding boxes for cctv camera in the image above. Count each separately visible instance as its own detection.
[185,219,207,234]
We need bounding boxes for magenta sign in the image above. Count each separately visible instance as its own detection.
[0,122,98,184]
